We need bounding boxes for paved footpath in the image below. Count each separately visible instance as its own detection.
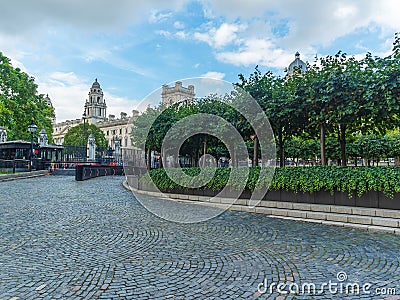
[1,176,399,300]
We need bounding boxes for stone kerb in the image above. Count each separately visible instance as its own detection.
[124,181,400,234]
[0,170,49,182]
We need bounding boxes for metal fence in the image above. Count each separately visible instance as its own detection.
[62,145,87,162]
[0,159,30,172]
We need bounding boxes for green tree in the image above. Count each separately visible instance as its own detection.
[237,69,305,167]
[0,52,54,141]
[285,137,319,166]
[63,124,107,148]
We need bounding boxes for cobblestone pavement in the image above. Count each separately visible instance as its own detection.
[1,176,400,300]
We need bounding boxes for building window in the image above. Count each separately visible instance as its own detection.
[107,130,109,136]
[119,128,122,135]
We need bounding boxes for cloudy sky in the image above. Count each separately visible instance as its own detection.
[1,0,399,122]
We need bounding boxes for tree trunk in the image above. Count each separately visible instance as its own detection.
[320,123,326,166]
[278,129,284,168]
[253,136,258,167]
[202,140,207,167]
[339,124,347,166]
[195,150,199,167]
[159,151,163,168]
[146,148,151,170]
[191,153,196,167]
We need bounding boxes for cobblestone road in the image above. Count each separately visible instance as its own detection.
[1,176,400,299]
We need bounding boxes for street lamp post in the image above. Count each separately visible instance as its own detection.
[27,119,37,172]
[83,111,86,162]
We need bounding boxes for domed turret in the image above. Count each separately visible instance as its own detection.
[85,78,107,124]
[92,78,101,89]
[44,94,56,123]
[44,94,53,107]
[287,52,307,76]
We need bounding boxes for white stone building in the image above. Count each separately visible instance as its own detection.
[52,79,137,149]
[52,79,196,164]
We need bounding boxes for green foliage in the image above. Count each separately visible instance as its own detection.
[284,137,319,164]
[0,52,54,141]
[131,94,255,166]
[238,32,400,166]
[140,166,400,198]
[63,124,107,148]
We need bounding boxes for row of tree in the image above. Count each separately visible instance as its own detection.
[132,33,400,168]
[285,134,400,166]
[237,32,400,166]
[0,52,54,141]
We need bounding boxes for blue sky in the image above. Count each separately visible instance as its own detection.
[0,0,399,122]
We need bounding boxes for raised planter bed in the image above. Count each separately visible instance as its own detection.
[378,192,400,210]
[135,166,400,210]
[133,183,400,210]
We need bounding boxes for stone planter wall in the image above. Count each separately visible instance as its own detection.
[137,181,400,210]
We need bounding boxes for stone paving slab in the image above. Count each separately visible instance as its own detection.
[1,176,400,299]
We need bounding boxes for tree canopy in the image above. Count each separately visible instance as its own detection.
[0,52,54,141]
[63,123,108,149]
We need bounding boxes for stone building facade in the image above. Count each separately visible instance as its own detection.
[52,79,137,149]
[161,81,195,107]
[52,79,196,163]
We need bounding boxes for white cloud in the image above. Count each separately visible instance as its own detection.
[370,0,400,33]
[37,72,89,122]
[104,93,140,120]
[149,10,172,23]
[216,38,295,68]
[174,21,185,29]
[175,31,188,39]
[0,1,189,36]
[198,0,400,52]
[334,5,357,18]
[76,44,154,78]
[8,57,28,72]
[156,30,172,38]
[194,22,246,48]
[202,0,276,18]
[201,71,226,80]
[157,29,188,40]
[187,0,400,69]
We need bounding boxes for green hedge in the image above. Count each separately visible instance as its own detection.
[140,166,400,198]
